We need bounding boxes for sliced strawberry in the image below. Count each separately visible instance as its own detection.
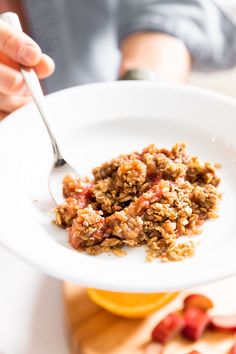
[182,307,210,341]
[229,343,236,354]
[211,315,236,332]
[183,293,214,312]
[152,312,184,344]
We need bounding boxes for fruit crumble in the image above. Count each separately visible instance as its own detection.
[53,142,221,262]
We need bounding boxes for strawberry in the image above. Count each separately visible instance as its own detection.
[229,343,236,354]
[152,312,184,344]
[183,294,214,312]
[182,307,210,341]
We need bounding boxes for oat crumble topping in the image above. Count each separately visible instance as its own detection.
[53,143,221,262]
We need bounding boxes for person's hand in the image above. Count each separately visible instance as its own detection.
[0,19,55,120]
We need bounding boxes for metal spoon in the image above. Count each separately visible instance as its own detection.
[1,12,77,205]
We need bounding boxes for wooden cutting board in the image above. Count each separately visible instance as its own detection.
[63,277,236,354]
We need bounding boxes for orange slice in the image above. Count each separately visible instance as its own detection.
[87,289,179,318]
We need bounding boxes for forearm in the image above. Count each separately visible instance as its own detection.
[118,0,236,73]
[119,32,191,84]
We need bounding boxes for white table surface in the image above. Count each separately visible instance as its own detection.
[0,246,69,354]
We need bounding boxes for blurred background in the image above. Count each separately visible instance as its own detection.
[190,0,236,96]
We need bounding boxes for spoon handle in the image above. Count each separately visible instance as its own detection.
[0,12,64,166]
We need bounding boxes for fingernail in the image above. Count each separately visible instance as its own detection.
[19,43,41,65]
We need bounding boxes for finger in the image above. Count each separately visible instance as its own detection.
[0,46,55,78]
[0,62,25,95]
[0,111,8,121]
[0,51,54,82]
[0,20,42,66]
[34,53,55,79]
[0,52,19,69]
[0,93,32,113]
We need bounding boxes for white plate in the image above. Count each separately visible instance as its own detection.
[1,81,236,293]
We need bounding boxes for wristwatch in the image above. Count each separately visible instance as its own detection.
[120,68,158,81]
